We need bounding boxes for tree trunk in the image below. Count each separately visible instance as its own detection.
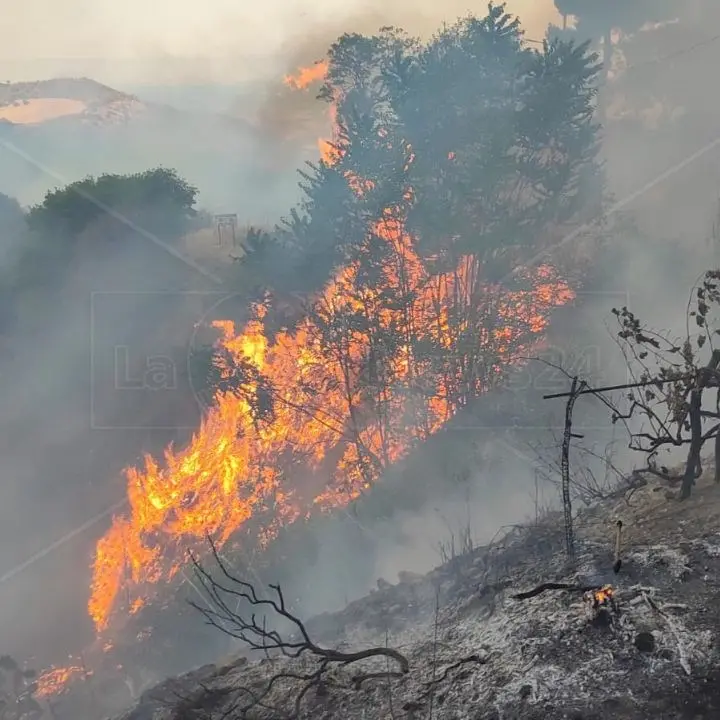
[679,387,703,500]
[597,27,613,124]
[680,350,720,499]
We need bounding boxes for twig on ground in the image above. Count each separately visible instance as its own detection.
[185,535,410,718]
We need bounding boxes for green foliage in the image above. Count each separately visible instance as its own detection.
[1,169,198,333]
[26,167,198,240]
[240,2,602,299]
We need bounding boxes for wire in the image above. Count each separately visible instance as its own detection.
[620,33,720,75]
[524,28,720,76]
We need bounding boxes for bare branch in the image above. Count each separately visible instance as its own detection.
[186,536,409,718]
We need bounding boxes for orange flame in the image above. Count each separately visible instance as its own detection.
[36,665,86,698]
[283,60,337,162]
[593,585,615,605]
[284,60,329,90]
[87,63,576,633]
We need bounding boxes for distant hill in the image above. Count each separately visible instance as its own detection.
[0,77,306,221]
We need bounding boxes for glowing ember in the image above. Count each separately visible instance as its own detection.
[592,585,615,606]
[87,61,577,633]
[36,664,86,698]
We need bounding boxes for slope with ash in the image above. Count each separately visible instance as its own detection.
[113,472,720,720]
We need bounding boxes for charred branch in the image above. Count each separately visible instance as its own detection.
[412,654,489,707]
[187,536,409,718]
[511,582,602,600]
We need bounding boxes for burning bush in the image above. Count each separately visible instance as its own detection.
[89,3,604,637]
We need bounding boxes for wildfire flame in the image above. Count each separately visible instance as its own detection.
[592,585,615,606]
[284,60,338,163]
[86,61,577,634]
[283,60,329,90]
[36,665,86,698]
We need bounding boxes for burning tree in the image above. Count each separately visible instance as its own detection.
[612,270,720,500]
[237,6,602,485]
[88,3,605,642]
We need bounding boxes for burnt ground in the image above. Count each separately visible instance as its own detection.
[115,472,720,720]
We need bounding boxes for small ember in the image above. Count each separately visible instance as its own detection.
[593,585,615,606]
[36,665,86,697]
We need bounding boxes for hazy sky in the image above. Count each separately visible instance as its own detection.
[3,0,561,83]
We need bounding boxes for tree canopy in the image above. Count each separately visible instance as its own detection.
[226,2,605,488]
[0,193,24,245]
[243,5,602,298]
[0,168,200,335]
[26,167,198,241]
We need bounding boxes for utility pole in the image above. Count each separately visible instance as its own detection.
[214,214,238,247]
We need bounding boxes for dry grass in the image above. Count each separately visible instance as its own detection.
[577,469,720,549]
[0,98,86,124]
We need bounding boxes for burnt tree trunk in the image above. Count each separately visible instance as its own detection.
[680,387,703,500]
[680,350,720,499]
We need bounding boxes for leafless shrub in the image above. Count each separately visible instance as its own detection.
[186,537,409,718]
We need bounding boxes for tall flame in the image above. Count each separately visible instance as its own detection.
[87,61,576,633]
[285,60,338,163]
[283,61,329,90]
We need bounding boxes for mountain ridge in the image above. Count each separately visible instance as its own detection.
[0,76,304,218]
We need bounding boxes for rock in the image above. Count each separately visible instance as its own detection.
[519,684,533,700]
[634,632,656,653]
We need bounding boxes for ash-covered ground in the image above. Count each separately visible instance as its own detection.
[116,472,720,720]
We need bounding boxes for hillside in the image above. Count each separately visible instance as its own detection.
[0,78,152,128]
[0,77,302,218]
[111,472,720,720]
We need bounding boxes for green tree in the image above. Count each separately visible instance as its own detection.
[3,169,198,333]
[0,194,26,334]
[26,167,198,241]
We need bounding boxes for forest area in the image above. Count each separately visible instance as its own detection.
[2,1,720,717]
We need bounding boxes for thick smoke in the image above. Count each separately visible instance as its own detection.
[3,1,560,84]
[270,3,720,617]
